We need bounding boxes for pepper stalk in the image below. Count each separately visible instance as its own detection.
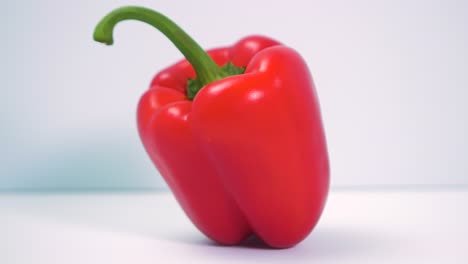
[93,6,244,100]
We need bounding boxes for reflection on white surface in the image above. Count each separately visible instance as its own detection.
[1,190,467,263]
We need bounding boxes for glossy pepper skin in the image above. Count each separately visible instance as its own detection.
[95,7,329,248]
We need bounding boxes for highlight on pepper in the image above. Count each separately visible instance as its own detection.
[94,6,330,249]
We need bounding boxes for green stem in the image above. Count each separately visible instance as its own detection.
[93,6,225,86]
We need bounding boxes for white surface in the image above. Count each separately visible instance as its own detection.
[2,0,468,189]
[2,190,467,263]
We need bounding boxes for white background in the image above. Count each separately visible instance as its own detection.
[2,192,467,263]
[1,0,467,190]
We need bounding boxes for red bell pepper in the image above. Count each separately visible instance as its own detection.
[94,6,329,248]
